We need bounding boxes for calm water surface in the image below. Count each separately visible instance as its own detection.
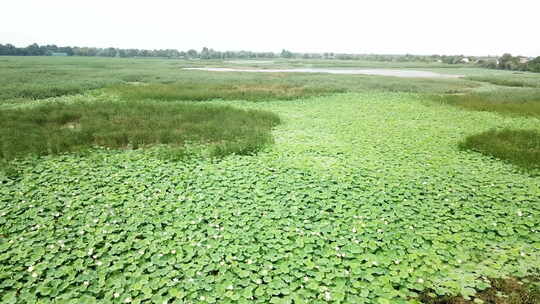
[183,67,463,78]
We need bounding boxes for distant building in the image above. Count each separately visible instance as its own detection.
[51,52,68,56]
[459,57,470,63]
[517,56,529,64]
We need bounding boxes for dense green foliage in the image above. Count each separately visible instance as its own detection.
[478,53,540,73]
[0,97,280,161]
[459,129,540,171]
[435,89,540,117]
[1,92,540,303]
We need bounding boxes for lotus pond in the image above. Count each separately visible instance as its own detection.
[1,90,539,303]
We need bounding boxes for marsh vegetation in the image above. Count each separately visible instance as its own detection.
[0,100,280,161]
[460,129,540,171]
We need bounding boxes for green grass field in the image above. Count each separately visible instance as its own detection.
[1,57,539,304]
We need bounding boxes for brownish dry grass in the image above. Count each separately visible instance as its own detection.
[420,278,540,304]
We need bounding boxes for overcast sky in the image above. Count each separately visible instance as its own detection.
[2,0,539,57]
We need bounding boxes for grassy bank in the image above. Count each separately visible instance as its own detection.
[0,100,280,161]
[435,89,540,117]
[109,82,341,102]
[459,129,540,171]
[468,75,540,88]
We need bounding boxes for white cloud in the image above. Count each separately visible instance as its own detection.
[1,0,539,56]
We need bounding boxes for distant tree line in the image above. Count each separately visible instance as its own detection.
[477,53,540,73]
[1,43,539,72]
[0,43,278,59]
[0,43,475,63]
